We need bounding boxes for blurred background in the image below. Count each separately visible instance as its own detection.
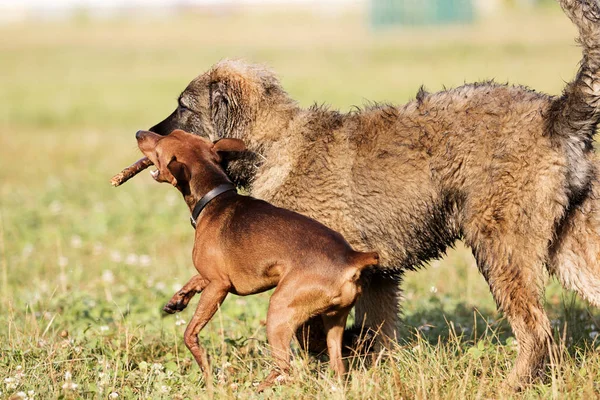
[0,0,553,25]
[1,0,598,397]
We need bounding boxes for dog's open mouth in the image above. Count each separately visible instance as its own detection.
[110,157,154,187]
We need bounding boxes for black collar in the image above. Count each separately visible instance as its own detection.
[190,183,236,229]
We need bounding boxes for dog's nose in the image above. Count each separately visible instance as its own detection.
[135,130,145,140]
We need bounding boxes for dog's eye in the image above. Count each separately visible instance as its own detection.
[179,104,190,112]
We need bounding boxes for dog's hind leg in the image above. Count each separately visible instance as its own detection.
[549,184,600,308]
[296,272,400,356]
[321,307,352,377]
[468,234,553,389]
[258,284,307,392]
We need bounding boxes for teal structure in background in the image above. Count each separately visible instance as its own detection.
[371,0,474,28]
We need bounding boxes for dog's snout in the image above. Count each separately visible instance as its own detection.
[136,130,161,143]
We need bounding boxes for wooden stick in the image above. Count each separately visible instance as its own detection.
[110,157,153,187]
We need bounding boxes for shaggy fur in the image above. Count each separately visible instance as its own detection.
[145,0,600,388]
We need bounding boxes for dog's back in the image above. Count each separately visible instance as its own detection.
[196,194,378,282]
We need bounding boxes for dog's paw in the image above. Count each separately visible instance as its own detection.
[162,301,186,314]
[163,291,192,314]
[256,371,286,393]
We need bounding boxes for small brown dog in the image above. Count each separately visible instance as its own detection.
[136,128,378,390]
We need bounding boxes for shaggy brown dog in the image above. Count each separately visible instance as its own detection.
[136,129,378,391]
[118,0,600,388]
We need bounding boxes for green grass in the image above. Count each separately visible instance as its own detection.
[1,5,600,399]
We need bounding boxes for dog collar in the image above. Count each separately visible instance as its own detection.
[190,183,236,229]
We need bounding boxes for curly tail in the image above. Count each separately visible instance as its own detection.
[548,1,600,197]
[553,0,600,143]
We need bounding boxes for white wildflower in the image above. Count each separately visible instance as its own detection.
[49,200,62,214]
[14,391,34,400]
[151,363,164,374]
[175,316,186,326]
[61,370,78,391]
[58,256,68,268]
[70,235,82,249]
[14,365,25,379]
[139,255,151,267]
[62,382,78,391]
[110,251,122,263]
[102,270,115,284]
[100,325,109,332]
[160,385,170,393]
[125,254,139,266]
[109,393,119,399]
[429,286,438,294]
[590,331,599,339]
[5,377,17,390]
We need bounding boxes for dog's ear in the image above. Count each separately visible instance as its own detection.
[165,156,190,186]
[210,81,234,139]
[213,138,247,161]
[151,167,175,185]
[151,158,177,185]
[210,80,253,140]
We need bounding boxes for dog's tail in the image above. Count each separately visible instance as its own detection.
[345,251,379,282]
[552,0,600,144]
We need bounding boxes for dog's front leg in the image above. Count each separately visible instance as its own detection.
[163,274,209,314]
[183,282,229,391]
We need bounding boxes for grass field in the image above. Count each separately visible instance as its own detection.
[2,3,600,399]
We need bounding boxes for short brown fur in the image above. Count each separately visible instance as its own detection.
[135,0,600,388]
[136,129,378,391]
